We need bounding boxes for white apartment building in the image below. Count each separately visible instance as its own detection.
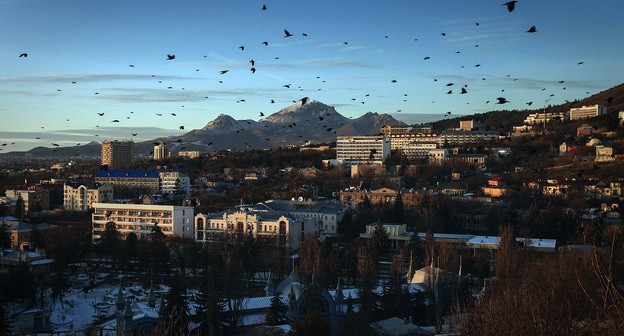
[178,150,201,159]
[153,143,169,160]
[428,148,450,164]
[63,182,113,211]
[92,203,194,241]
[195,203,315,251]
[523,111,567,125]
[569,105,607,120]
[402,142,439,160]
[159,171,191,199]
[336,135,391,165]
[386,133,442,152]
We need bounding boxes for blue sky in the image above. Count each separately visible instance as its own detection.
[1,0,624,152]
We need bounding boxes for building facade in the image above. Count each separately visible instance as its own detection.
[260,199,347,236]
[101,140,135,169]
[95,170,161,199]
[159,171,191,199]
[4,189,50,215]
[440,130,500,145]
[339,187,425,209]
[195,203,314,251]
[569,105,607,120]
[92,203,194,241]
[63,182,114,211]
[153,143,169,160]
[178,150,201,159]
[336,135,391,165]
[402,142,439,161]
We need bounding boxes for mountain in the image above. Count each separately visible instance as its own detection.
[163,99,404,153]
[201,114,258,134]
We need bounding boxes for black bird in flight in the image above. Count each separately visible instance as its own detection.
[250,67,256,73]
[19,53,28,57]
[270,99,275,103]
[283,84,291,88]
[496,97,510,104]
[262,41,269,46]
[424,56,430,60]
[179,126,185,130]
[447,90,453,94]
[502,1,517,12]
[441,33,446,36]
[578,61,584,65]
[302,33,308,36]
[112,120,120,122]
[301,97,309,105]
[52,143,59,146]
[526,102,533,106]
[260,112,265,116]
[526,26,537,33]
[261,4,267,10]
[239,45,245,51]
[250,59,255,66]
[220,70,229,74]
[446,83,454,86]
[391,80,397,83]
[132,133,138,136]
[460,87,468,94]
[167,54,175,60]
[284,29,293,37]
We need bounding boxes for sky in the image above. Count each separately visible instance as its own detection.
[1,0,624,153]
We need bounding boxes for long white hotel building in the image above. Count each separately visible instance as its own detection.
[92,203,194,241]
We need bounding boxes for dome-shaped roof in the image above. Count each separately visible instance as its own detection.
[275,272,302,300]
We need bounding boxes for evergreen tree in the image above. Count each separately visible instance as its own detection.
[369,220,389,256]
[265,294,288,325]
[197,270,224,336]
[392,192,405,223]
[0,304,11,336]
[0,221,10,249]
[164,276,189,335]
[14,194,24,220]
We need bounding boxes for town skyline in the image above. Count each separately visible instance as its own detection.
[2,0,624,152]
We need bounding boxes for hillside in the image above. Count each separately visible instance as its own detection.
[428,83,624,132]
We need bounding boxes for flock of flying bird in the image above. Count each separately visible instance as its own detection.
[3,1,599,154]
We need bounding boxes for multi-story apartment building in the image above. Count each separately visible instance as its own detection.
[101,140,135,169]
[153,143,169,160]
[178,150,201,159]
[387,133,442,152]
[569,105,607,121]
[159,171,191,199]
[428,148,450,164]
[92,203,194,241]
[4,189,50,215]
[336,135,391,165]
[440,130,500,145]
[402,142,439,160]
[94,169,191,200]
[63,182,113,211]
[523,111,567,125]
[195,203,314,251]
[94,170,161,199]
